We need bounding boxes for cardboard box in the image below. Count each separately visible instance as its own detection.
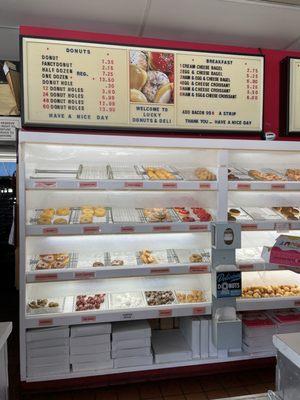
[242,312,276,338]
[27,354,69,367]
[112,320,151,341]
[27,346,69,358]
[70,334,110,347]
[112,346,151,359]
[26,326,69,342]
[208,319,218,358]
[112,337,151,351]
[200,317,209,359]
[70,342,111,355]
[179,317,200,358]
[70,323,111,337]
[70,352,111,364]
[72,360,113,372]
[27,338,69,350]
[113,354,153,368]
[27,363,70,378]
[271,309,300,334]
[152,329,192,363]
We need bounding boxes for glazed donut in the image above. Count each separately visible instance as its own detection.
[36,260,50,270]
[80,215,93,224]
[53,218,68,224]
[40,254,55,263]
[56,208,70,216]
[111,259,124,266]
[142,71,170,103]
[50,261,66,269]
[93,261,104,268]
[40,208,55,217]
[130,50,148,70]
[55,253,69,263]
[94,207,106,217]
[130,65,147,90]
[130,89,147,103]
[37,217,52,225]
[149,52,174,74]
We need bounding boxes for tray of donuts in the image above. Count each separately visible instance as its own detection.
[29,253,76,271]
[70,206,111,224]
[136,165,183,180]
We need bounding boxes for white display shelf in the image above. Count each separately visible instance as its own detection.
[237,296,300,311]
[24,300,211,329]
[228,180,300,191]
[26,263,211,283]
[26,221,211,236]
[25,350,275,383]
[26,178,218,191]
[239,220,300,231]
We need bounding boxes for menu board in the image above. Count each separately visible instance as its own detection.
[286,58,300,134]
[22,37,264,133]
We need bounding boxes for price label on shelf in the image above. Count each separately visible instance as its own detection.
[120,226,135,233]
[38,318,53,327]
[42,227,58,235]
[81,316,96,323]
[189,265,209,273]
[241,224,257,231]
[124,182,143,188]
[199,183,211,189]
[237,183,251,190]
[78,181,98,188]
[153,226,171,232]
[34,181,57,189]
[271,183,285,190]
[162,182,178,189]
[150,268,170,274]
[83,226,101,234]
[193,307,206,315]
[122,313,133,320]
[74,271,96,279]
[159,309,173,317]
[189,224,208,231]
[34,273,58,281]
[238,264,254,271]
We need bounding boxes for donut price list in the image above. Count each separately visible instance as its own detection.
[23,37,263,132]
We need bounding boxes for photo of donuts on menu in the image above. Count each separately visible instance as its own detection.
[129,50,174,104]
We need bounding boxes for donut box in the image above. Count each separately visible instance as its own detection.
[29,253,76,271]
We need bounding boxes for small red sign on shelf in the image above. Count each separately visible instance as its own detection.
[193,307,205,315]
[79,181,97,188]
[34,273,58,281]
[38,318,53,326]
[34,181,57,189]
[238,264,254,271]
[81,315,96,323]
[189,224,208,231]
[159,309,172,317]
[271,183,285,190]
[162,182,177,189]
[153,226,171,232]
[237,183,251,190]
[121,226,135,232]
[75,271,95,279]
[124,182,143,188]
[199,183,211,189]
[150,268,170,274]
[83,226,100,234]
[241,224,258,230]
[42,227,58,234]
[189,265,209,273]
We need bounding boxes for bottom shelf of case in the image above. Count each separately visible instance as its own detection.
[24,351,275,382]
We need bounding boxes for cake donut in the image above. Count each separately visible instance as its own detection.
[130,65,148,90]
[94,207,106,217]
[40,208,55,217]
[40,254,55,263]
[37,217,51,225]
[130,89,147,103]
[130,50,148,70]
[53,218,68,224]
[55,253,69,263]
[56,208,70,216]
[142,71,171,103]
[80,215,93,224]
[51,261,66,269]
[36,261,50,270]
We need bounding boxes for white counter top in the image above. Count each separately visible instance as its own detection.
[273,332,300,369]
[0,323,12,351]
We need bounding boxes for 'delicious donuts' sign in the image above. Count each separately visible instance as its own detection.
[22,36,264,133]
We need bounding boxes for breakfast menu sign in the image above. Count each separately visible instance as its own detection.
[22,37,264,132]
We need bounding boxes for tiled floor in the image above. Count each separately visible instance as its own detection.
[19,367,275,400]
[2,287,276,400]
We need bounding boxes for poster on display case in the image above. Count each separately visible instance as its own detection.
[282,57,300,135]
[21,36,264,133]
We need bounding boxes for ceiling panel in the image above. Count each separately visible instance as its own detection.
[0,0,148,36]
[0,27,19,60]
[144,0,300,49]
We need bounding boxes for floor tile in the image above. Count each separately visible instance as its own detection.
[226,386,250,396]
[218,373,242,389]
[198,376,223,392]
[237,372,260,385]
[159,381,183,397]
[206,390,228,400]
[139,382,161,399]
[180,378,203,394]
[117,385,139,400]
[95,389,118,400]
[246,383,268,394]
[185,393,208,400]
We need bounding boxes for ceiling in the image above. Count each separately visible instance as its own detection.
[1,0,300,60]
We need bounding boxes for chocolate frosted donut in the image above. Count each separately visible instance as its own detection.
[142,71,170,103]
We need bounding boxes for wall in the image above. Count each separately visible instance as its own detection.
[20,26,300,140]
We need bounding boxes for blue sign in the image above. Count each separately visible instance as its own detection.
[216,271,241,298]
